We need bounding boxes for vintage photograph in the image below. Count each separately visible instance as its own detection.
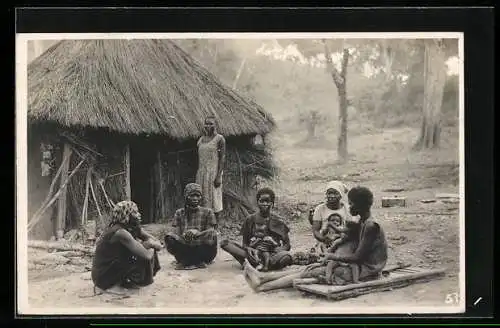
[16,33,464,314]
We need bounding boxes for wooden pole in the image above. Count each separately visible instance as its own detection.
[55,143,72,240]
[28,158,86,232]
[157,151,165,221]
[124,144,131,200]
[81,166,92,226]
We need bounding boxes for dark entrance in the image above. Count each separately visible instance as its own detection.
[129,144,155,224]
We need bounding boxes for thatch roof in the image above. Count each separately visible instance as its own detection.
[28,39,275,140]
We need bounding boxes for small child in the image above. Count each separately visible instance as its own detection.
[322,219,361,285]
[322,214,350,252]
[311,213,348,255]
[249,217,280,272]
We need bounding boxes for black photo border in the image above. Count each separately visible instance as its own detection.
[9,6,495,327]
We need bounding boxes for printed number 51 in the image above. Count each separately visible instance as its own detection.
[445,292,459,304]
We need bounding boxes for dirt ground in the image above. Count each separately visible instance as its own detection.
[25,126,461,313]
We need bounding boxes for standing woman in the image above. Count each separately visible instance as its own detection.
[196,115,226,223]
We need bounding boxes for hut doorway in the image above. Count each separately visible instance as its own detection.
[129,144,156,224]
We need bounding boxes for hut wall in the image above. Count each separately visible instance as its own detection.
[27,129,56,240]
[153,135,271,224]
[26,125,275,237]
[154,143,198,222]
[65,133,129,232]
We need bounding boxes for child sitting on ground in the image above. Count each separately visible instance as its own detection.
[249,216,280,272]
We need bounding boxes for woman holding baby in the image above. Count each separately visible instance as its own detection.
[220,187,293,271]
[310,180,351,255]
[243,182,388,293]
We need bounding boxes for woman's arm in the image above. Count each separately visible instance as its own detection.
[275,232,291,252]
[327,221,379,263]
[312,221,327,243]
[138,228,163,250]
[113,228,154,260]
[241,216,252,248]
[200,209,218,233]
[138,228,156,241]
[332,225,349,233]
[214,135,226,187]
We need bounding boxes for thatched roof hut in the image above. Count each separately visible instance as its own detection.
[27,39,276,241]
[28,39,274,138]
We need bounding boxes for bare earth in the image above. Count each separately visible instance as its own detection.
[26,126,461,313]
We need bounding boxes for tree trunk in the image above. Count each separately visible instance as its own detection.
[414,40,447,150]
[337,84,348,160]
[374,40,395,115]
[322,41,350,162]
[337,48,350,162]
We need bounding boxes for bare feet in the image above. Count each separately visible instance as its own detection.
[97,284,129,296]
[243,259,262,291]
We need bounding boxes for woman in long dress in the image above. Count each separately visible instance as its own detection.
[196,116,226,223]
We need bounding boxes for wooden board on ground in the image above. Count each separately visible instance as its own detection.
[294,266,446,301]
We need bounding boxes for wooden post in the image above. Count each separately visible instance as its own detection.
[124,144,131,200]
[55,143,72,240]
[157,151,165,221]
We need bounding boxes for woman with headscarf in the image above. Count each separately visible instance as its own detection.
[310,181,351,254]
[164,183,218,270]
[91,200,162,293]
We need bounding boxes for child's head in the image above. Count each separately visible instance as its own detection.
[320,214,343,235]
[254,215,268,237]
[328,214,343,227]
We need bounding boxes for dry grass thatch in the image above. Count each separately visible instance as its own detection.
[28,39,275,140]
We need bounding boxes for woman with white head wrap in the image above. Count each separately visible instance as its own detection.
[310,180,350,254]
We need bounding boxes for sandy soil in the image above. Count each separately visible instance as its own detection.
[25,126,461,313]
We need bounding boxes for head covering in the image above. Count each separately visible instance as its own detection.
[325,180,349,200]
[184,183,202,198]
[111,200,139,225]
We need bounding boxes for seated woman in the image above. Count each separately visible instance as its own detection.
[243,186,388,293]
[91,200,162,293]
[220,187,293,271]
[310,181,350,255]
[164,183,218,270]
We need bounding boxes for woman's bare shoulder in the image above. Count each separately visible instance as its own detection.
[113,228,134,243]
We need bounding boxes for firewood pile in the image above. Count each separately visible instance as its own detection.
[28,240,94,274]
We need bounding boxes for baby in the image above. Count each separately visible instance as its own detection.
[321,214,349,252]
[311,213,347,255]
[249,217,279,272]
